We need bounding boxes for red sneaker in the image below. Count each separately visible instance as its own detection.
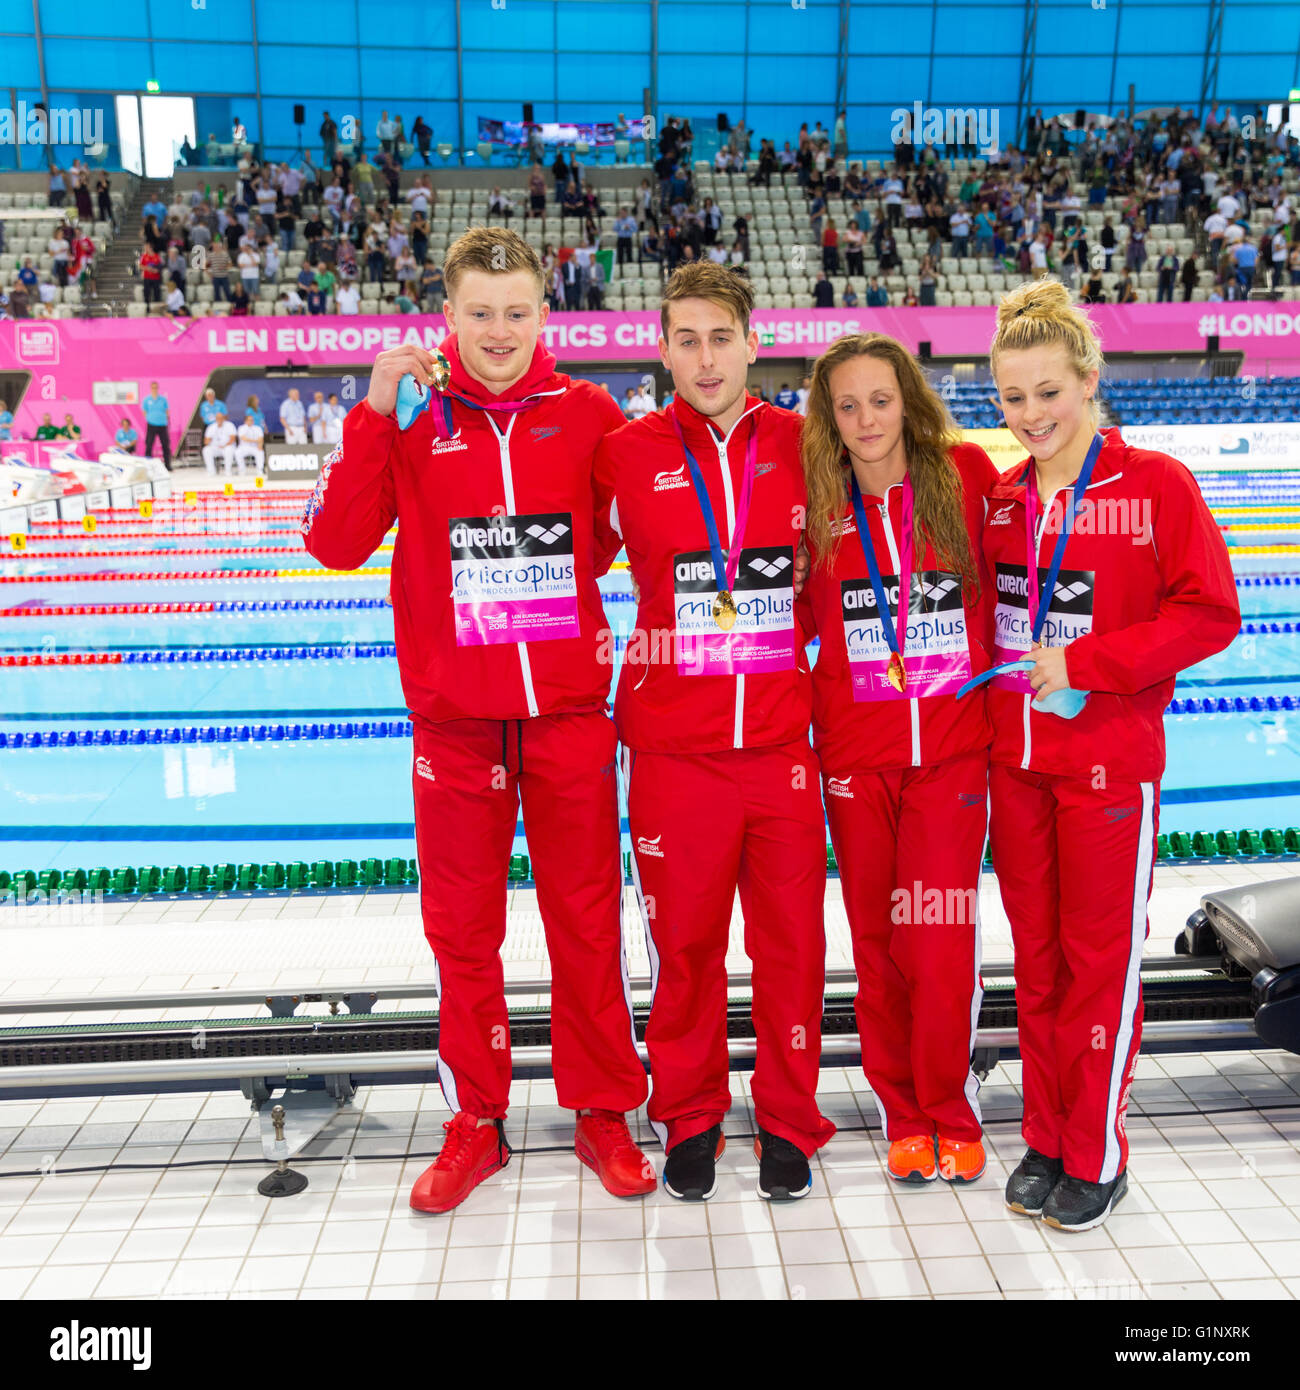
[410,1113,512,1213]
[575,1110,657,1197]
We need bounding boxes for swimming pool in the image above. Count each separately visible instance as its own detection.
[2,471,1299,879]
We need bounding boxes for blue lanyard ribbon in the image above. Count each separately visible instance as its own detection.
[1025,432,1104,645]
[669,406,758,595]
[849,473,908,658]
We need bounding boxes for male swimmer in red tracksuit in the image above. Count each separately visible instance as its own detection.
[594,261,835,1203]
[301,227,652,1213]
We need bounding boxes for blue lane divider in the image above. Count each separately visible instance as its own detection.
[3,696,1293,749]
[16,631,650,662]
[1236,576,1300,587]
[0,592,635,618]
[0,720,413,748]
[1169,695,1298,714]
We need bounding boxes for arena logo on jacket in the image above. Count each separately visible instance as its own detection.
[449,512,580,645]
[841,570,971,701]
[672,545,796,676]
[992,562,1095,693]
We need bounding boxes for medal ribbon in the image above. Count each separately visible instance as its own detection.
[670,404,760,597]
[849,470,915,668]
[1023,432,1104,644]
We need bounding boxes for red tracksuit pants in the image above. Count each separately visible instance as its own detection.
[990,764,1158,1185]
[624,739,837,1157]
[825,752,987,1144]
[411,709,648,1120]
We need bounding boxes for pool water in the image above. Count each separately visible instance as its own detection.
[3,473,1299,876]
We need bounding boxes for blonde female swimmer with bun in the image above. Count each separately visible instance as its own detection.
[981,279,1238,1231]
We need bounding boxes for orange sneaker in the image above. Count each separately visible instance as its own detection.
[409,1113,512,1213]
[575,1110,657,1197]
[887,1134,938,1184]
[937,1136,986,1184]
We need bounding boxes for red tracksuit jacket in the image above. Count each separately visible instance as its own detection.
[593,394,813,754]
[981,427,1239,781]
[800,443,999,773]
[300,336,627,723]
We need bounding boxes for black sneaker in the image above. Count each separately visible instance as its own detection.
[754,1129,812,1201]
[662,1124,725,1201]
[1004,1147,1064,1216]
[1041,1169,1129,1232]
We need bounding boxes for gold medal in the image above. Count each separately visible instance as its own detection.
[887,650,907,691]
[428,351,451,392]
[713,590,738,631]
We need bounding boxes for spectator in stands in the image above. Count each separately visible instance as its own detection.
[320,112,338,164]
[386,290,419,314]
[230,284,251,316]
[238,243,260,298]
[842,281,859,308]
[17,258,37,294]
[559,252,582,309]
[1154,245,1179,302]
[163,281,189,317]
[919,255,938,306]
[613,207,636,267]
[621,387,637,417]
[48,166,66,208]
[95,173,114,228]
[812,271,834,308]
[421,260,445,312]
[866,275,888,307]
[336,280,360,315]
[1081,267,1106,303]
[364,220,386,283]
[278,288,306,315]
[47,226,70,288]
[1229,238,1257,299]
[73,173,92,224]
[1270,226,1289,295]
[139,244,163,307]
[877,226,899,272]
[528,163,547,220]
[822,216,840,274]
[1125,218,1148,273]
[394,245,419,295]
[114,417,138,452]
[1289,244,1300,287]
[412,115,433,164]
[206,242,232,302]
[304,280,325,315]
[315,260,337,304]
[1112,270,1137,303]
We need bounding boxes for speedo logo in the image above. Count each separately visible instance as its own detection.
[451,522,517,548]
[415,757,436,782]
[1104,806,1137,822]
[530,425,560,440]
[654,464,690,492]
[957,792,984,808]
[826,776,854,799]
[636,834,665,858]
[755,461,775,476]
[989,504,1015,526]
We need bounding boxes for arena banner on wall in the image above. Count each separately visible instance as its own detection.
[263,441,331,480]
[7,306,1300,455]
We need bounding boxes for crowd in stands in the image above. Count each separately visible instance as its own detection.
[0,159,115,318]
[4,102,1300,324]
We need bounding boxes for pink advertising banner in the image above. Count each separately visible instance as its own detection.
[4,304,1300,453]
